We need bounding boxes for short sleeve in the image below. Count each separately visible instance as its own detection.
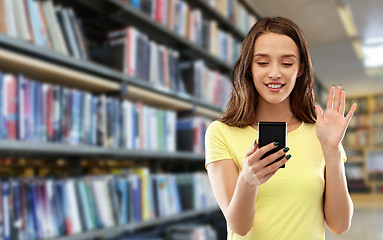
[341,143,347,162]
[205,121,233,168]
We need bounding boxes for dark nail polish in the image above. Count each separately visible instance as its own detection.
[253,140,257,145]
[274,141,279,146]
[286,154,291,159]
[283,147,290,152]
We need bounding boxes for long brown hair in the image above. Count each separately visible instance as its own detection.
[219,17,316,128]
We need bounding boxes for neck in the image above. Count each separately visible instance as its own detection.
[254,97,294,123]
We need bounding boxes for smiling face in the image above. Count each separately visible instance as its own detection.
[251,32,301,106]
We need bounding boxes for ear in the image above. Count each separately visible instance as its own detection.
[297,64,304,77]
[297,71,302,77]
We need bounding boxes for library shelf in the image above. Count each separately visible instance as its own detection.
[0,34,223,116]
[45,207,220,240]
[345,94,383,196]
[71,0,234,73]
[182,0,246,40]
[0,140,205,161]
[0,0,258,238]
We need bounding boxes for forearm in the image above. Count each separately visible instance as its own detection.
[225,172,258,236]
[323,147,353,234]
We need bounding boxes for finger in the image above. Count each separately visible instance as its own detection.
[245,141,258,157]
[345,103,357,124]
[259,147,288,168]
[326,85,335,110]
[333,85,342,112]
[339,89,346,116]
[260,154,291,176]
[254,142,280,160]
[315,105,324,122]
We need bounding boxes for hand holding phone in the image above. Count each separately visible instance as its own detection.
[258,122,287,168]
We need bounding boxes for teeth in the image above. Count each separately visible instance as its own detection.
[267,84,282,89]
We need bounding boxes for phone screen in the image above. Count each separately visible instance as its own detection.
[258,122,286,168]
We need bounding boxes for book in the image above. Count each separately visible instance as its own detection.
[36,0,52,49]
[4,74,18,140]
[0,0,6,34]
[13,0,31,41]
[2,180,11,240]
[4,0,17,38]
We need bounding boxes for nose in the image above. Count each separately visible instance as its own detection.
[268,64,281,80]
[269,74,281,80]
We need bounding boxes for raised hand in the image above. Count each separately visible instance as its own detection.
[314,85,357,151]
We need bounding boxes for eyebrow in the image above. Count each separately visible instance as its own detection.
[253,53,297,58]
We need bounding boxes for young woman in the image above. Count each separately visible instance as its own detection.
[205,17,356,239]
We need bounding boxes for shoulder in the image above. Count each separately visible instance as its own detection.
[206,120,245,136]
[206,120,230,134]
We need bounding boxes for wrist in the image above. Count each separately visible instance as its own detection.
[321,144,341,157]
[321,144,343,167]
[239,166,259,190]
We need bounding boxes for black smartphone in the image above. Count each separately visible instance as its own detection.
[258,122,287,168]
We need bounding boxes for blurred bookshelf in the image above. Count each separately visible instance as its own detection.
[0,0,337,239]
[0,0,260,239]
[345,93,383,203]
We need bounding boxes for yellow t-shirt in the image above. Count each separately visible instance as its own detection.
[205,120,347,240]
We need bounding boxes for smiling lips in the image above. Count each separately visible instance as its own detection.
[265,82,285,92]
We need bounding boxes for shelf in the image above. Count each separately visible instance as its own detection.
[351,193,383,208]
[182,0,245,40]
[0,47,119,92]
[45,207,220,240]
[0,35,223,115]
[71,0,233,74]
[0,140,205,161]
[344,145,370,151]
[0,33,122,84]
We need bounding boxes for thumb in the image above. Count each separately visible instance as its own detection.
[315,105,324,122]
[245,140,258,157]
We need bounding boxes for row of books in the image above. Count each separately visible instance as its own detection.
[371,95,383,112]
[346,98,368,114]
[203,0,257,35]
[126,0,257,36]
[371,112,383,127]
[347,180,370,193]
[180,60,232,108]
[344,129,370,147]
[349,114,370,128]
[122,0,242,65]
[347,95,383,114]
[367,152,383,174]
[93,27,233,108]
[177,117,212,155]
[0,72,178,152]
[372,125,383,146]
[167,223,217,240]
[0,0,88,59]
[0,168,217,240]
[93,27,184,94]
[345,163,364,181]
[349,112,383,128]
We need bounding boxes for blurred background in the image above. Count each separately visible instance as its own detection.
[0,0,382,239]
[249,0,383,238]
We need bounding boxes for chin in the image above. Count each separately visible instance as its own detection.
[263,96,289,105]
